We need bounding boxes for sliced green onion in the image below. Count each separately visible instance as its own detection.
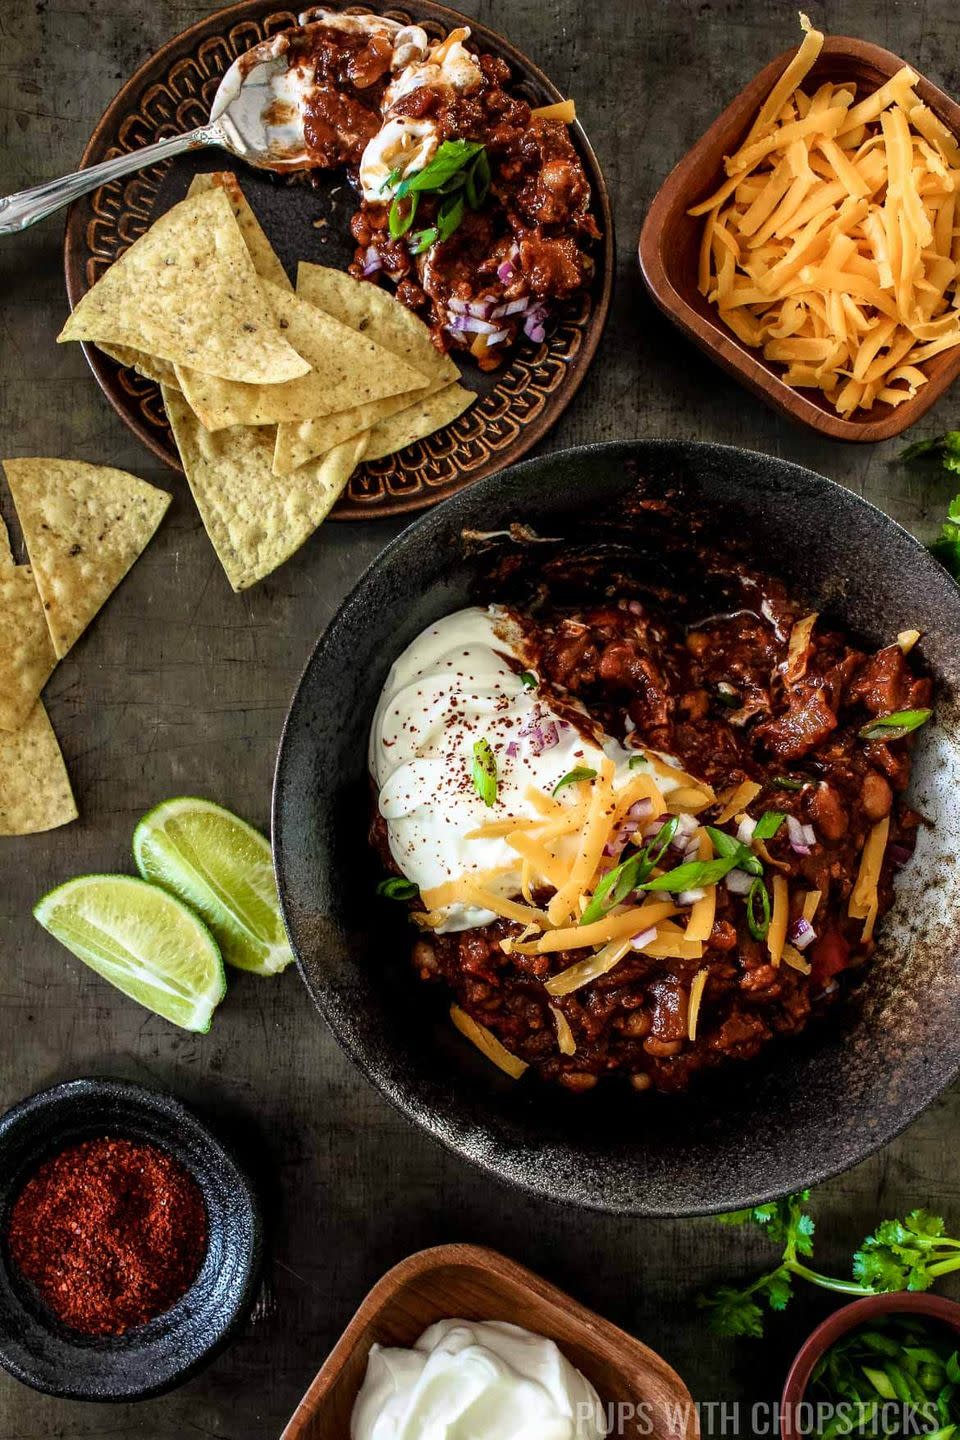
[628,754,649,769]
[389,192,419,239]
[380,166,402,194]
[771,775,806,791]
[519,670,537,689]
[465,148,491,209]
[746,877,771,940]
[645,815,679,868]
[437,193,464,243]
[471,737,498,808]
[859,708,932,742]
[552,767,597,796]
[753,811,786,841]
[639,855,739,894]
[579,850,644,926]
[397,140,484,198]
[704,825,763,877]
[409,226,438,255]
[377,877,419,900]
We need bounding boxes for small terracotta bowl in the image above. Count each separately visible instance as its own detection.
[280,1244,698,1440]
[780,1292,960,1439]
[639,37,960,442]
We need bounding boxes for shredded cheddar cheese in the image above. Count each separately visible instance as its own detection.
[450,1005,528,1079]
[689,16,960,417]
[849,816,890,943]
[768,873,790,965]
[549,1004,577,1054]
[685,831,717,943]
[687,968,709,1041]
[531,99,577,124]
[715,780,762,825]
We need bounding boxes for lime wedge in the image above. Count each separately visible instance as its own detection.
[34,874,225,1032]
[132,797,293,976]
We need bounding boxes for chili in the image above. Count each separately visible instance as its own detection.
[7,1136,207,1336]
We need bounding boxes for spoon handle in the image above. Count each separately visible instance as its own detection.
[0,126,224,235]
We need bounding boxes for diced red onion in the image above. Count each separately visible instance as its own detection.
[525,321,546,343]
[628,799,653,822]
[888,842,912,869]
[447,296,468,314]
[629,926,658,951]
[497,258,517,283]
[448,313,499,335]
[486,328,510,345]
[737,816,757,846]
[468,298,496,319]
[679,888,706,906]
[674,813,699,839]
[683,839,700,861]
[603,837,625,858]
[362,246,382,277]
[786,814,812,855]
[624,716,636,733]
[505,741,519,759]
[518,709,560,756]
[801,823,816,846]
[492,297,530,318]
[789,917,817,951]
[725,869,754,896]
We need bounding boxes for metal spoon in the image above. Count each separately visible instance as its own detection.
[0,34,307,236]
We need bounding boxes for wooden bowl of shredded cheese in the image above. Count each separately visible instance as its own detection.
[639,19,960,440]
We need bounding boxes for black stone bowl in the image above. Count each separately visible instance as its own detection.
[0,1077,262,1400]
[273,440,960,1217]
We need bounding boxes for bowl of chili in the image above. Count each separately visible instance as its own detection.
[0,1076,262,1400]
[273,438,960,1216]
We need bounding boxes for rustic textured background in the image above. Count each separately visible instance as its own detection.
[2,0,959,1434]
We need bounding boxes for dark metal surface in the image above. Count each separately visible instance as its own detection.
[3,0,960,1434]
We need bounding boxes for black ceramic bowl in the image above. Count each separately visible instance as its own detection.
[273,440,960,1217]
[0,1077,262,1400]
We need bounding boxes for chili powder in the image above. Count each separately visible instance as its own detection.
[7,1136,207,1336]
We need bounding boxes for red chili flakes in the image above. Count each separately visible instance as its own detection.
[7,1136,207,1336]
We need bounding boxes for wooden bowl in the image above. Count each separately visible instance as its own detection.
[638,37,960,442]
[279,1244,697,1439]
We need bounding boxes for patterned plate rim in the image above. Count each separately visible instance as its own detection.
[62,0,614,520]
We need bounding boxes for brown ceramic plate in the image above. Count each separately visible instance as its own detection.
[62,1,612,519]
[279,1244,697,1439]
[639,36,960,442]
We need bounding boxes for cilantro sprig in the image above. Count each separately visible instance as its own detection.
[901,431,960,579]
[699,1193,960,1338]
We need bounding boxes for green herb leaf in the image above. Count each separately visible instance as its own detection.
[746,876,771,940]
[697,1285,767,1338]
[628,754,649,769]
[376,877,419,900]
[753,811,786,841]
[398,140,484,197]
[519,670,537,689]
[471,737,498,807]
[409,226,438,254]
[552,767,597,795]
[859,708,932,742]
[901,431,960,462]
[388,191,419,239]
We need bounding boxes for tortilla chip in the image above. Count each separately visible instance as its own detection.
[0,702,77,836]
[363,383,477,461]
[174,279,428,430]
[0,527,57,732]
[187,172,292,292]
[57,189,310,385]
[163,385,366,590]
[2,459,171,660]
[273,264,460,472]
[96,344,180,389]
[297,264,457,385]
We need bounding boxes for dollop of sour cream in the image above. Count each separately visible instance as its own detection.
[369,606,689,932]
[350,1319,608,1440]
